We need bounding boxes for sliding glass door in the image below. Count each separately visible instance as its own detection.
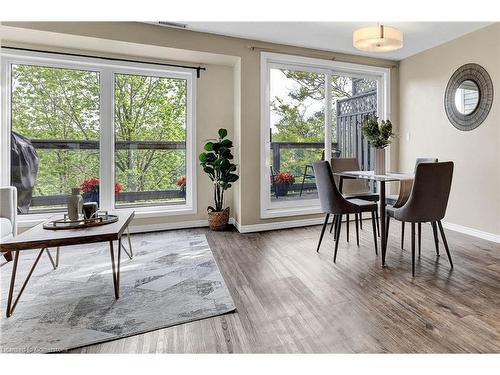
[261,53,389,218]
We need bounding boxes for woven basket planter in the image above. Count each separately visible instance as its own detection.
[207,207,230,231]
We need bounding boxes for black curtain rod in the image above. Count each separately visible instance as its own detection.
[3,46,207,78]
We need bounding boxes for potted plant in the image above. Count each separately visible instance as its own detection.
[80,178,122,207]
[199,128,239,231]
[361,116,395,175]
[274,171,295,197]
[176,175,186,198]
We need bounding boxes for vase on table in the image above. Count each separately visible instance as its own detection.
[83,191,99,208]
[374,148,386,175]
[67,188,83,221]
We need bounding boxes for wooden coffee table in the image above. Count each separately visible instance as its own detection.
[0,210,135,317]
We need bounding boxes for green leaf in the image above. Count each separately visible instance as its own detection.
[221,139,233,148]
[199,153,207,162]
[204,142,214,151]
[218,128,228,139]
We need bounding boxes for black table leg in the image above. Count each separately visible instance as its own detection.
[380,181,387,266]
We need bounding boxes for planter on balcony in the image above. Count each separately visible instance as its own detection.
[275,184,290,197]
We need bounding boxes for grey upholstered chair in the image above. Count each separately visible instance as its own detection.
[386,162,454,276]
[330,157,380,236]
[313,161,379,262]
[387,157,438,251]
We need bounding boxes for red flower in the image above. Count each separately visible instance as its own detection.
[80,178,122,194]
[80,178,100,193]
[274,172,295,186]
[176,176,186,187]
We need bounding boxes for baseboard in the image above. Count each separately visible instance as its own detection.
[129,218,236,234]
[232,217,325,233]
[442,221,500,244]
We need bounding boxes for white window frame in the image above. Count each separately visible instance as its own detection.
[260,52,390,219]
[1,49,197,224]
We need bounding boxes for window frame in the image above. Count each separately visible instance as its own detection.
[1,49,197,223]
[260,52,390,219]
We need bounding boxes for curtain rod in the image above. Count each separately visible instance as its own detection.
[3,46,207,78]
[248,45,397,69]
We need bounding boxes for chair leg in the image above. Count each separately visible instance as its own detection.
[401,221,405,250]
[346,214,350,243]
[371,211,378,255]
[330,214,336,234]
[334,215,342,263]
[317,214,330,253]
[359,212,363,229]
[385,216,390,241]
[299,167,308,197]
[431,221,440,256]
[411,223,416,277]
[375,209,380,237]
[437,221,453,268]
[355,214,360,247]
[418,222,422,257]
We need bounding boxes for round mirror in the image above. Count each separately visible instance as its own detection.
[454,80,479,115]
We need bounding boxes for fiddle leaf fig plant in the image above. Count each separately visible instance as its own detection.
[199,128,239,212]
[361,116,395,149]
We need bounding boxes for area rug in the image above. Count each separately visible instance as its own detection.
[0,233,235,353]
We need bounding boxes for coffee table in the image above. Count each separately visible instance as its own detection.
[0,210,135,317]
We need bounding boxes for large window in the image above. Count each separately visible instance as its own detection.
[10,64,100,213]
[261,53,390,218]
[114,73,187,208]
[1,50,196,217]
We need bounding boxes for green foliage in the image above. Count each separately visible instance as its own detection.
[199,128,239,211]
[361,116,395,149]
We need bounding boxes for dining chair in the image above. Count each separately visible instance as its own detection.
[387,158,438,252]
[330,157,380,236]
[312,161,379,263]
[385,162,454,276]
[299,149,341,197]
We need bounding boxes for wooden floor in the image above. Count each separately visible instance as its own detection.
[71,220,500,353]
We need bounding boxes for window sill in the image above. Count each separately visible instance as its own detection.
[17,205,197,229]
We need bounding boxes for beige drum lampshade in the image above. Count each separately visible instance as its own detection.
[353,25,403,52]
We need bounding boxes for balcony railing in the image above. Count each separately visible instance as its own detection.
[23,139,341,208]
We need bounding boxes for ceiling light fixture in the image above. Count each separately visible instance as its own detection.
[353,24,403,52]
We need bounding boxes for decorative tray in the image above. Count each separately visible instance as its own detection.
[43,211,118,230]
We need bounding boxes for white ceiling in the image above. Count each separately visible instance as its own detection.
[184,22,493,60]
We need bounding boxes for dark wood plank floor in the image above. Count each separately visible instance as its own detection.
[71,220,500,353]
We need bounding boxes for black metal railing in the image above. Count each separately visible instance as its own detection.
[26,139,342,206]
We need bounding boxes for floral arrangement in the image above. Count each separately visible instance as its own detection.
[80,178,122,194]
[274,171,295,186]
[361,116,395,149]
[176,176,186,188]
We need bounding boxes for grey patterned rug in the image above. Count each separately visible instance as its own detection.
[0,233,235,353]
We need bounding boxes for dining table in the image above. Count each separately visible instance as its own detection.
[334,171,414,267]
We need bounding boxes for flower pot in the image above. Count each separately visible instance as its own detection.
[275,184,290,197]
[374,148,386,176]
[207,207,230,231]
[83,191,99,207]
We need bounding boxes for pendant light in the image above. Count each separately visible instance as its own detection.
[353,24,403,52]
